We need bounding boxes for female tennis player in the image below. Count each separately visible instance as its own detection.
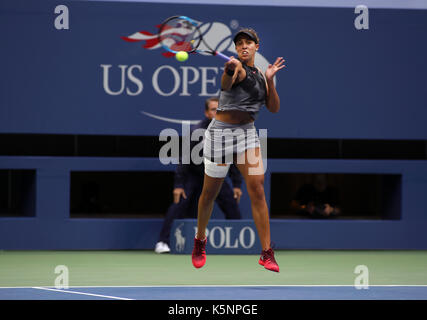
[192,28,285,272]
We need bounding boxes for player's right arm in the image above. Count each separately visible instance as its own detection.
[221,57,246,91]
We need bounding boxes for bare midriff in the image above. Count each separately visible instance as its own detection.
[215,110,254,125]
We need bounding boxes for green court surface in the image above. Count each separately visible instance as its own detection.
[1,250,427,288]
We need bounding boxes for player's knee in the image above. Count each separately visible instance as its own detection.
[247,181,265,202]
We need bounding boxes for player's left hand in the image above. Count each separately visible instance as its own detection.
[265,57,286,81]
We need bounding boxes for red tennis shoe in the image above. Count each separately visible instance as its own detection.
[259,248,280,273]
[192,237,207,269]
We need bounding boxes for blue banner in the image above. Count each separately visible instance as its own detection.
[170,219,262,254]
[1,0,427,139]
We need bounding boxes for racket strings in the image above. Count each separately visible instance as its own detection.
[159,18,199,53]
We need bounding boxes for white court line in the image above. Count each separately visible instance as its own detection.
[120,284,427,288]
[32,286,134,300]
[1,284,427,289]
[0,284,421,289]
[67,284,427,288]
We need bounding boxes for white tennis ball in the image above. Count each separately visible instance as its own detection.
[175,51,189,62]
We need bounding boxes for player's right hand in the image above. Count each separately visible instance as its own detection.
[225,56,241,72]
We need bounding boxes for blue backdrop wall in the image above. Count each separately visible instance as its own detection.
[1,0,427,250]
[1,0,427,139]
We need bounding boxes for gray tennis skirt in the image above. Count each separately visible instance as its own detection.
[203,118,261,164]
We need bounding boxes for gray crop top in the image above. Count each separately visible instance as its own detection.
[217,62,267,120]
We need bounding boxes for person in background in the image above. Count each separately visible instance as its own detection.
[291,174,341,219]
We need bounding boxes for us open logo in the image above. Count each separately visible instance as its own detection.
[120,20,270,69]
[102,21,271,107]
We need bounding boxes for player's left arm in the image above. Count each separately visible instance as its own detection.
[263,57,286,113]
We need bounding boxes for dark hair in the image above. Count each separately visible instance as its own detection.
[205,97,219,111]
[233,28,260,45]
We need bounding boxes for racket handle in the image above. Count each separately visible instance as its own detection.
[215,51,230,61]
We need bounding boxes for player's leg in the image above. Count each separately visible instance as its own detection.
[235,147,279,272]
[235,148,270,249]
[192,158,229,269]
[196,173,225,240]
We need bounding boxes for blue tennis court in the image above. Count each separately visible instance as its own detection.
[1,250,427,301]
[1,285,427,300]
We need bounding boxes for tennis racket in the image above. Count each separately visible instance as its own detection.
[157,15,231,61]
